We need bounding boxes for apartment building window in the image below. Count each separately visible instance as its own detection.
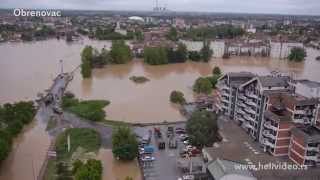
[306,151,317,156]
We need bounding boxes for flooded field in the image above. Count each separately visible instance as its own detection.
[0,39,320,180]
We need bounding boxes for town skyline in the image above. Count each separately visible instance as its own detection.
[1,0,320,16]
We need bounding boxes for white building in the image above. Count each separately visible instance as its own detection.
[180,40,203,52]
[294,80,320,98]
[211,41,226,58]
[270,42,304,59]
[114,22,127,36]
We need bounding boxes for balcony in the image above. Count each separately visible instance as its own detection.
[238,95,246,101]
[237,102,246,108]
[245,100,256,107]
[244,122,254,130]
[244,114,255,122]
[307,146,320,152]
[222,98,229,104]
[222,91,230,97]
[262,138,275,148]
[222,104,228,110]
[237,108,245,115]
[264,122,278,131]
[263,130,276,139]
[305,155,318,161]
[247,93,259,99]
[245,108,256,115]
[237,117,245,122]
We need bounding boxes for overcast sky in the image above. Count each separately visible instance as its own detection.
[1,0,320,15]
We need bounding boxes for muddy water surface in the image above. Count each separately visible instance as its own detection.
[1,39,320,180]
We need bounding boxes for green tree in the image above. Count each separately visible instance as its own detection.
[81,46,93,78]
[167,27,178,41]
[186,110,220,148]
[112,127,138,161]
[193,77,213,94]
[189,51,201,62]
[170,90,186,104]
[74,159,102,180]
[200,40,213,62]
[144,46,168,65]
[0,136,11,161]
[288,47,306,62]
[212,66,222,76]
[110,40,132,64]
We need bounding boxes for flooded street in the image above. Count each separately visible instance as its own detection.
[0,39,320,180]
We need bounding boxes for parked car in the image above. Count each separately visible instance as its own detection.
[169,137,177,149]
[141,155,155,161]
[158,140,165,150]
[167,126,174,137]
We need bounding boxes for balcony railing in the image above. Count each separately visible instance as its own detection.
[237,108,245,114]
[245,108,256,115]
[222,91,230,97]
[305,155,318,161]
[237,102,245,108]
[244,122,254,130]
[264,122,278,131]
[238,95,246,101]
[247,93,259,99]
[262,138,275,148]
[245,100,256,107]
[307,146,320,152]
[244,114,255,122]
[263,130,276,139]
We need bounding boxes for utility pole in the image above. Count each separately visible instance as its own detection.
[67,134,70,152]
[60,59,63,74]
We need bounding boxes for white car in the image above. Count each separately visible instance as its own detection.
[141,156,155,161]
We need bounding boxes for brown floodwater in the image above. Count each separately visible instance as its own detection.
[0,39,320,180]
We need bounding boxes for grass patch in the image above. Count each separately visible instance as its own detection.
[44,159,57,180]
[129,76,149,83]
[55,128,101,160]
[63,95,110,122]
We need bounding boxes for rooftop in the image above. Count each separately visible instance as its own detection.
[207,158,256,180]
[257,76,290,88]
[203,119,320,179]
[292,126,320,144]
[297,79,320,88]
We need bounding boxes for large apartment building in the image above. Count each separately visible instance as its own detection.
[234,76,291,140]
[216,72,320,167]
[216,72,255,119]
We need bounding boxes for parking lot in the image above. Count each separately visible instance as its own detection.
[134,123,196,180]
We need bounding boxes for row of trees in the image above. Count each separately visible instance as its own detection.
[0,101,36,162]
[193,66,222,94]
[144,41,213,65]
[184,25,245,41]
[93,27,143,41]
[81,40,132,78]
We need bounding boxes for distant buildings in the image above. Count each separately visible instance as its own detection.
[216,72,320,167]
[270,41,304,59]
